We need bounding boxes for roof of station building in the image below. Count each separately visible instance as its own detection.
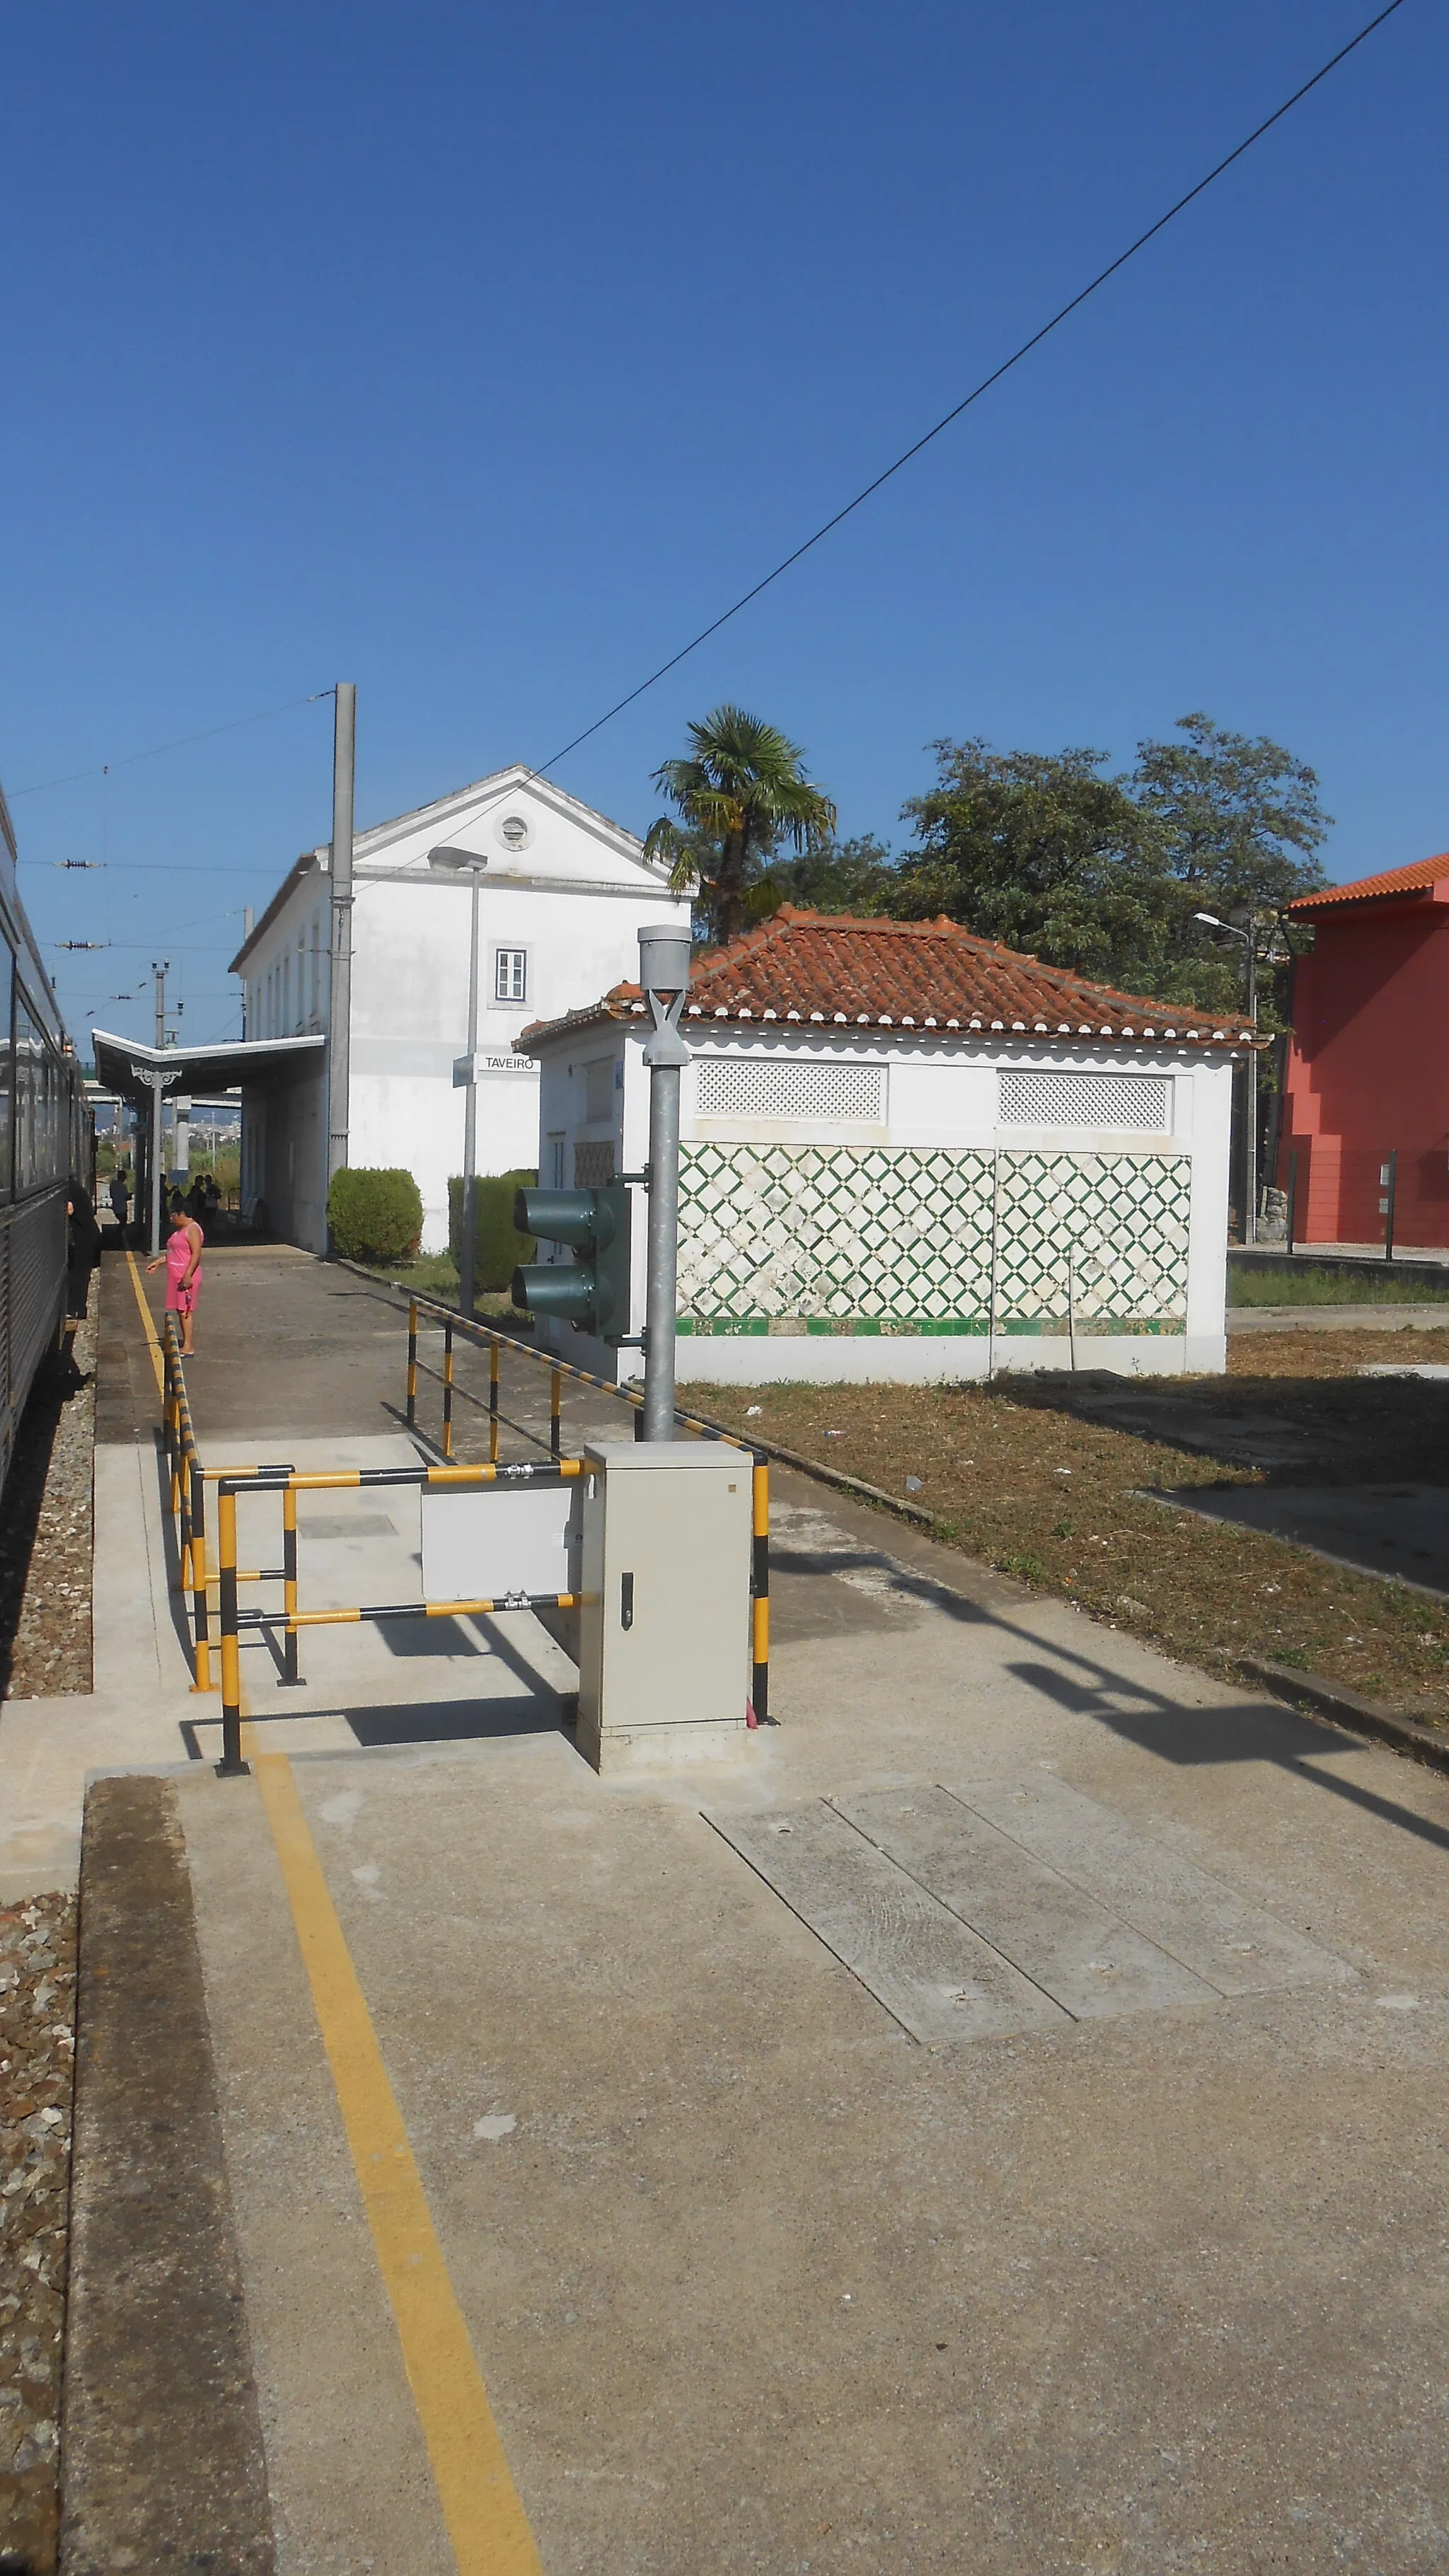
[1287,853,1449,915]
[518,907,1261,1049]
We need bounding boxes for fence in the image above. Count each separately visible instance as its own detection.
[403,1296,770,1724]
[156,1298,770,1764]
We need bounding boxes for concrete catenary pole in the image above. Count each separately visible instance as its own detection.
[637,923,691,1442]
[1244,925,1259,1247]
[149,959,170,1254]
[326,684,357,1209]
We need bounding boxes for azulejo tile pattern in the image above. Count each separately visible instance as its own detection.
[674,1143,1191,1337]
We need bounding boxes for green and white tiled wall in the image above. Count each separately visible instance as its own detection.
[674,1143,1192,1339]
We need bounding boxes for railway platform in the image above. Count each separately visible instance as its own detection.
[11,1245,1449,2573]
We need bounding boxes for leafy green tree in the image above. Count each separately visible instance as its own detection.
[1128,714,1329,1020]
[645,706,838,943]
[756,834,897,918]
[887,739,1167,988]
[1130,712,1329,913]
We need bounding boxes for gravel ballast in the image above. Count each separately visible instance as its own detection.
[0,1893,75,2576]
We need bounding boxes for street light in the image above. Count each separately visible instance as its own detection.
[1194,911,1259,1244]
[428,844,488,1317]
[637,922,692,1441]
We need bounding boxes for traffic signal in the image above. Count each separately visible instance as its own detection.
[512,1183,633,1342]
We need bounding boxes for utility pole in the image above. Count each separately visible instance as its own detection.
[326,684,356,1218]
[1244,925,1259,1248]
[149,960,171,1254]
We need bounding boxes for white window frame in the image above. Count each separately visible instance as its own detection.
[495,947,529,1005]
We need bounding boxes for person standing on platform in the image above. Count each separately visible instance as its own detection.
[147,1199,204,1357]
[65,1178,102,1319]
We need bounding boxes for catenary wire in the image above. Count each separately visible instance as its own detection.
[11,691,333,799]
[535,0,1410,773]
[19,0,1412,879]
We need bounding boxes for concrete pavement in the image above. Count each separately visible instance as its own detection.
[28,1244,1449,2568]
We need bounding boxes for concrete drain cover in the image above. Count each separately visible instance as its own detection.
[708,1777,1349,2043]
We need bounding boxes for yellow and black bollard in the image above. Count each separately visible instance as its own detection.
[442,1319,454,1460]
[280,1483,303,1687]
[217,1482,248,1776]
[550,1365,562,1460]
[751,1455,770,1725]
[190,1459,211,1692]
[489,1337,500,1465]
[406,1298,419,1428]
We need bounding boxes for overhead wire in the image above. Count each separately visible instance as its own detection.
[25,0,1414,974]
[535,0,1411,773]
[11,691,333,799]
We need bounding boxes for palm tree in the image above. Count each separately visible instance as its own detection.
[644,706,837,944]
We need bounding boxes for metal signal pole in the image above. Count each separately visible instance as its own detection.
[327,684,356,1205]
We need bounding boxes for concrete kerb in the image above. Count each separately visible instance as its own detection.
[61,1774,275,2575]
[1240,1654,1449,1778]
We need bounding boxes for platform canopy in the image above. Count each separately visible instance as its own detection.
[90,1028,324,1111]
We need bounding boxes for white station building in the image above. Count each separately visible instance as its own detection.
[228,768,690,1252]
[521,908,1256,1383]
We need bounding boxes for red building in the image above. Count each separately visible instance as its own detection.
[1281,853,1449,1248]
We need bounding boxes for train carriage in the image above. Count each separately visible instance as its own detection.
[0,777,89,1494]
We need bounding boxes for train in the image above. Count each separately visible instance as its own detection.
[0,774,93,1494]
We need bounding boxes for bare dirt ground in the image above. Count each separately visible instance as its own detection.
[688,1329,1449,1720]
[0,1893,75,2576]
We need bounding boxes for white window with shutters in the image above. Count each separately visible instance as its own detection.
[998,1069,1171,1130]
[694,1056,886,1124]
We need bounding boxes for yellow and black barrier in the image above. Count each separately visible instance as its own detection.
[399,1293,770,1725]
[161,1315,212,1692]
[215,1457,587,1776]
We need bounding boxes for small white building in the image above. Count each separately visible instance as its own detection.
[521,908,1255,1383]
[228,768,690,1252]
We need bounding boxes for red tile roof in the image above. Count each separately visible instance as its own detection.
[520,908,1260,1049]
[1287,853,1449,914]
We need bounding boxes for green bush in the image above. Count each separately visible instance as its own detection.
[328,1167,423,1263]
[449,1169,536,1292]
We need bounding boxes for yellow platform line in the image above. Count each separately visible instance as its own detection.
[126,1249,166,1396]
[134,1232,538,2563]
[248,1737,545,2576]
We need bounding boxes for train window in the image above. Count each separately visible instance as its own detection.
[14,1000,36,1193]
[13,992,63,1196]
[0,947,12,1197]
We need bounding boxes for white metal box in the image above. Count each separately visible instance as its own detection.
[420,1479,580,1605]
[577,1441,752,1771]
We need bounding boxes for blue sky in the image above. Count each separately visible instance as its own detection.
[2,0,1441,1052]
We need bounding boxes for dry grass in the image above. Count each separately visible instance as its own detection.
[685,1330,1449,1719]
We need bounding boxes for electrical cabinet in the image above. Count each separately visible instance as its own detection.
[577,1441,752,1771]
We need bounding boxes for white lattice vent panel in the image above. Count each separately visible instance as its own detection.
[998,1070,1170,1130]
[695,1056,884,1123]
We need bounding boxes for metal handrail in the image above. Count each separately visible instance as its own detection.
[403,1297,770,1723]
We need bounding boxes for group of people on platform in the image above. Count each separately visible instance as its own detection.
[83,1168,215,1356]
[103,1169,222,1237]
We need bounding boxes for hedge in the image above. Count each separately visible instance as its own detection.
[449,1169,536,1292]
[327,1167,423,1263]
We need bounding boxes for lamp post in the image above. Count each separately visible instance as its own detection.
[132,1061,184,1254]
[637,923,692,1441]
[1195,911,1259,1245]
[429,845,487,1317]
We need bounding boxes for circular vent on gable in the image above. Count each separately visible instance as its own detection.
[497,812,532,854]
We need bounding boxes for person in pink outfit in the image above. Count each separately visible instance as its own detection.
[147,1200,204,1355]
